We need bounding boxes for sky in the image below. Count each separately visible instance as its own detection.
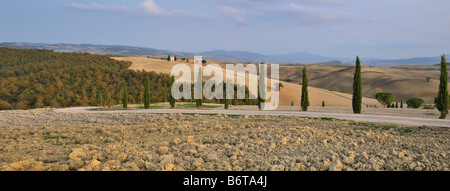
[0,0,449,59]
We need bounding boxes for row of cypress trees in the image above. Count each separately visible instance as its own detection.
[121,75,176,109]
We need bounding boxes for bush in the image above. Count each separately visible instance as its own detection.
[406,98,424,108]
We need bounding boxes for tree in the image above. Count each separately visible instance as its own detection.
[202,59,207,64]
[174,56,177,61]
[162,87,167,103]
[195,67,203,108]
[144,75,151,109]
[167,55,170,61]
[322,101,325,107]
[301,66,309,111]
[375,92,394,108]
[106,90,111,109]
[224,81,229,110]
[122,85,128,109]
[169,76,175,109]
[395,102,398,108]
[352,56,362,114]
[291,101,294,106]
[406,98,424,109]
[400,99,403,108]
[258,63,266,110]
[436,55,449,119]
[277,82,284,89]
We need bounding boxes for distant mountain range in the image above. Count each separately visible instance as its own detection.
[0,42,448,66]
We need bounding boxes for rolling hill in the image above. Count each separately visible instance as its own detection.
[277,64,450,103]
[1,42,447,66]
[113,56,381,107]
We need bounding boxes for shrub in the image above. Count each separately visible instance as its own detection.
[406,98,424,109]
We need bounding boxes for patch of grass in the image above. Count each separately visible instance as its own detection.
[74,140,88,145]
[176,103,221,109]
[349,121,399,132]
[397,128,413,135]
[182,113,218,116]
[422,113,436,116]
[381,125,397,131]
[227,114,241,118]
[136,104,165,109]
[44,136,56,140]
[88,107,134,111]
[306,117,347,121]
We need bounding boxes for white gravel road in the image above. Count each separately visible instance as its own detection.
[54,107,450,127]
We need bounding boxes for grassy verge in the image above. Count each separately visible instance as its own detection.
[176,103,222,109]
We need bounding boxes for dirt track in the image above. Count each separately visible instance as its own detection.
[54,106,450,127]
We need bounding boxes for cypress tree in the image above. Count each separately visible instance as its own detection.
[122,85,128,109]
[400,99,403,108]
[258,63,266,110]
[106,90,111,109]
[144,75,151,109]
[196,67,203,108]
[322,101,325,107]
[169,76,175,109]
[301,66,309,111]
[98,94,103,106]
[162,87,167,103]
[224,82,229,110]
[437,55,449,119]
[352,56,362,114]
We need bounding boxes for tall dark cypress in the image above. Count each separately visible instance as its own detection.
[258,63,266,110]
[437,55,448,119]
[352,56,362,114]
[169,76,175,109]
[196,67,203,108]
[144,75,151,109]
[122,85,128,109]
[224,81,229,110]
[301,66,309,111]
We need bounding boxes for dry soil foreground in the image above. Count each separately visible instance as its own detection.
[0,109,448,171]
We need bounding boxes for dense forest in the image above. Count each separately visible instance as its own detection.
[0,47,256,110]
[0,47,171,110]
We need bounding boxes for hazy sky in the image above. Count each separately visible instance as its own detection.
[1,0,449,59]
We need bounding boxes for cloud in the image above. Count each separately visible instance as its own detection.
[64,1,168,16]
[218,6,247,25]
[64,3,133,13]
[283,4,355,25]
[140,0,167,15]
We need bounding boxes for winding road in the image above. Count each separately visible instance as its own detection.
[54,107,450,127]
